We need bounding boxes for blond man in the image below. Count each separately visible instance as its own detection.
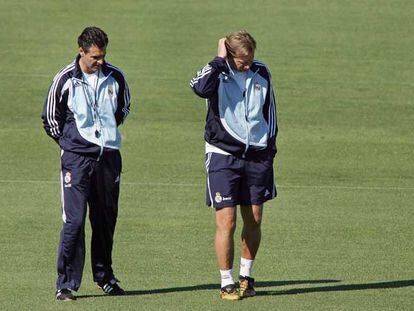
[190,31,278,300]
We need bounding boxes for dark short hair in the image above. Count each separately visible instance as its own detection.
[77,26,108,52]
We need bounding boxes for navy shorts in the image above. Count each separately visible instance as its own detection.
[205,152,277,208]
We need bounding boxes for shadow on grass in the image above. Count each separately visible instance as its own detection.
[76,279,338,299]
[76,279,414,299]
[256,279,414,296]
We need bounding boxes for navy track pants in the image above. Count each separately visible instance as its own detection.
[57,149,122,291]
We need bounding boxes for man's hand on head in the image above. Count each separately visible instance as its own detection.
[217,38,227,59]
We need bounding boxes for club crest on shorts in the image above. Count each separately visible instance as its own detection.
[215,192,223,203]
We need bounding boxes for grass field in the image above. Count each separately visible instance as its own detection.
[0,0,413,310]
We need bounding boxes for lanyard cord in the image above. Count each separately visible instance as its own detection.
[82,70,102,137]
[82,70,100,110]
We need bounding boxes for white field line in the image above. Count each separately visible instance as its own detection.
[0,179,413,191]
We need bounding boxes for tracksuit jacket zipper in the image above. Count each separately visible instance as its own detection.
[226,68,260,158]
[79,71,113,161]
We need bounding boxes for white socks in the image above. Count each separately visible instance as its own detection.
[220,258,255,287]
[220,269,235,288]
[239,257,254,278]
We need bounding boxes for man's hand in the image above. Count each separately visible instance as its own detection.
[217,38,227,59]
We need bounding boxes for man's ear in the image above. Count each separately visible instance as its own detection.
[79,47,85,56]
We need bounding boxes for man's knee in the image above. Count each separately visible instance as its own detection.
[215,207,236,235]
[216,219,236,235]
[241,205,262,230]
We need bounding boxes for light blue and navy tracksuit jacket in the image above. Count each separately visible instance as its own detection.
[189,56,277,160]
[41,55,130,159]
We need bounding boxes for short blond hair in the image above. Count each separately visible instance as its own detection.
[225,30,256,58]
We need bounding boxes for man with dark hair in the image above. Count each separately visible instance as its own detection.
[77,26,108,51]
[189,30,278,300]
[42,26,131,301]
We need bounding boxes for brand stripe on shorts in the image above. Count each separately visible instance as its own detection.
[205,153,214,207]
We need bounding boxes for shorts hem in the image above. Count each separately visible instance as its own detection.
[207,203,238,209]
[240,195,277,206]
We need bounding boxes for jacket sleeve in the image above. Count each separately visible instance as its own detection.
[189,56,228,98]
[115,73,131,126]
[263,68,278,155]
[41,74,69,143]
